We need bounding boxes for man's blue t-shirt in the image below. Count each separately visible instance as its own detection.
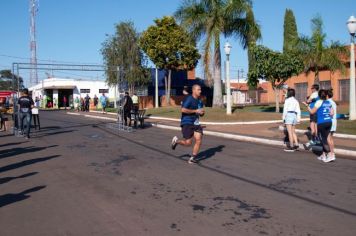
[181,95,203,126]
[100,96,107,106]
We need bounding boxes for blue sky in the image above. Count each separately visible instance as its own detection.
[0,0,355,86]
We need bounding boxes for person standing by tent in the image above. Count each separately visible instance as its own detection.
[84,94,91,112]
[122,92,133,126]
[18,88,34,139]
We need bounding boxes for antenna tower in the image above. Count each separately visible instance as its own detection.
[30,0,39,87]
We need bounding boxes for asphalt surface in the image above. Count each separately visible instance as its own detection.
[0,110,355,236]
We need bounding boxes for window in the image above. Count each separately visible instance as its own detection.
[339,79,350,102]
[320,81,331,90]
[80,89,90,93]
[99,89,109,94]
[294,83,308,102]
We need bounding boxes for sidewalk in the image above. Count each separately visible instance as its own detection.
[67,111,356,158]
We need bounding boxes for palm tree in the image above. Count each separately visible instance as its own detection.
[297,16,348,84]
[175,0,260,107]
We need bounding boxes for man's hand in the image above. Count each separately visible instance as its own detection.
[196,109,205,116]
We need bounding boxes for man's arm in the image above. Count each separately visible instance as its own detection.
[181,107,198,114]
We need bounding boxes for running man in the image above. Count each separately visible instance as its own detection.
[171,85,205,164]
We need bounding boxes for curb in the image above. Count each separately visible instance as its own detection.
[68,112,356,158]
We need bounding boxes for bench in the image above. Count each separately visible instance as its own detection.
[130,109,147,128]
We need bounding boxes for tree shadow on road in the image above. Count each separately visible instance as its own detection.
[32,129,76,138]
[0,155,60,174]
[0,142,27,148]
[0,172,38,185]
[0,185,46,208]
[0,145,58,160]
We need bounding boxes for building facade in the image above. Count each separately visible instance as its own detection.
[29,78,115,108]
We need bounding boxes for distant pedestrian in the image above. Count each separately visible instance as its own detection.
[94,95,98,110]
[18,88,34,139]
[122,92,133,126]
[282,88,301,152]
[100,93,108,114]
[132,93,139,112]
[304,89,334,163]
[171,85,205,164]
[305,84,320,148]
[74,96,80,112]
[63,96,67,110]
[80,97,85,111]
[327,89,337,161]
[84,94,91,112]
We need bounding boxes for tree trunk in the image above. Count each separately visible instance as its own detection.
[274,88,280,113]
[314,68,320,85]
[213,36,223,108]
[167,69,172,106]
[164,74,169,106]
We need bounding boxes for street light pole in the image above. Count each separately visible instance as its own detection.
[347,15,356,120]
[155,67,159,108]
[224,42,232,115]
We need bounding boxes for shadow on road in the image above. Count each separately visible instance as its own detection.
[0,142,27,148]
[0,145,58,160]
[33,130,77,138]
[0,172,38,185]
[0,185,46,208]
[0,155,60,174]
[196,145,225,161]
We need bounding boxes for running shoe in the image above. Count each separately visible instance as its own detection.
[171,136,178,150]
[284,147,295,152]
[323,154,336,163]
[317,153,326,161]
[293,145,300,151]
[188,156,198,164]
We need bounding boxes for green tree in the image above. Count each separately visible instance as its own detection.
[101,21,149,93]
[175,0,260,108]
[297,15,348,84]
[283,9,298,53]
[139,16,200,105]
[248,45,304,112]
[0,69,24,91]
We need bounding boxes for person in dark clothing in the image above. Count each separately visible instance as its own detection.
[84,94,91,112]
[93,95,98,109]
[63,96,67,110]
[18,88,34,139]
[122,92,133,126]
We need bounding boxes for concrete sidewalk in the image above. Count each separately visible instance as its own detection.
[67,111,356,158]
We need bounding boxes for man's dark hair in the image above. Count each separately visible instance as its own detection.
[287,88,295,98]
[312,84,319,91]
[22,88,29,95]
[327,89,334,98]
[318,89,328,100]
[125,92,129,95]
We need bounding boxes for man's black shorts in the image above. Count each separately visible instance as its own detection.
[181,125,203,139]
[310,114,317,123]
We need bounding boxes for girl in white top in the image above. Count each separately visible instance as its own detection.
[282,88,301,152]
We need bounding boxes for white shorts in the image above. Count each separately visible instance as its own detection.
[284,113,297,125]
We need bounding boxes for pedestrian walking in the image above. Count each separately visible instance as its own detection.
[304,89,334,163]
[17,88,34,139]
[122,92,133,126]
[94,95,98,110]
[132,93,139,113]
[100,93,108,114]
[84,94,91,112]
[327,89,337,160]
[305,84,320,148]
[282,88,301,152]
[171,85,205,164]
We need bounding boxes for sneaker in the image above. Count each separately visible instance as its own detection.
[303,143,312,150]
[293,145,300,151]
[188,156,198,164]
[323,154,336,163]
[317,153,326,161]
[171,136,178,150]
[284,147,295,152]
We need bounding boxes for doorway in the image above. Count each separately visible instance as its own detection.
[58,89,73,108]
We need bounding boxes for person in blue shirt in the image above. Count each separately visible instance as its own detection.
[304,89,334,163]
[100,93,107,114]
[171,85,205,164]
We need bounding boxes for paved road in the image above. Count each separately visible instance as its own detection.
[0,111,355,236]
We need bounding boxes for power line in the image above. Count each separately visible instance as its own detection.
[0,54,102,65]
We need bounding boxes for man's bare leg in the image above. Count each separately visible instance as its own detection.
[192,132,202,157]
